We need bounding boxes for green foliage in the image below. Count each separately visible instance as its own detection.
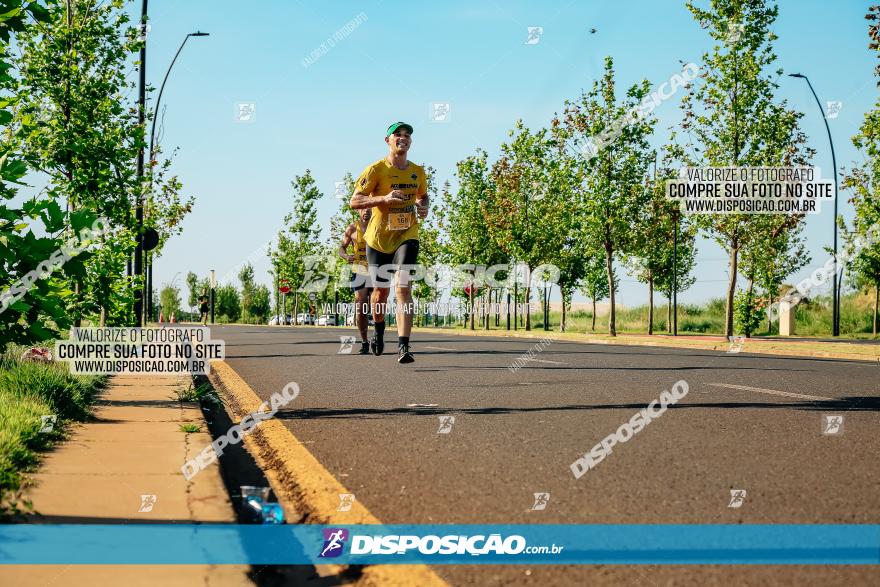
[670,0,813,336]
[215,283,241,323]
[0,349,104,517]
[269,170,323,322]
[244,283,271,324]
[185,272,200,309]
[159,283,181,319]
[840,12,880,333]
[172,380,222,406]
[554,56,656,335]
[0,1,75,352]
[733,289,763,336]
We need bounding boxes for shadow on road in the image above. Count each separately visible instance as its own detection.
[272,396,880,421]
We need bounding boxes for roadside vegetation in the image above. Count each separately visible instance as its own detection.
[0,347,105,518]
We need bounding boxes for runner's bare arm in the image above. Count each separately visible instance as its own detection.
[337,224,355,262]
[415,193,429,219]
[350,190,406,211]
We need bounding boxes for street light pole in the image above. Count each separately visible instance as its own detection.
[134,0,148,327]
[789,73,840,336]
[210,270,216,325]
[145,31,209,322]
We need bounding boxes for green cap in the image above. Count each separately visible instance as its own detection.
[386,121,414,137]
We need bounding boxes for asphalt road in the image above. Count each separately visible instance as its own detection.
[213,325,880,586]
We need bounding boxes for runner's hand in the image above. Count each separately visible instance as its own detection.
[343,254,355,263]
[383,190,406,205]
[415,202,428,219]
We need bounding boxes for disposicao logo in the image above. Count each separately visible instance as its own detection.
[319,528,349,558]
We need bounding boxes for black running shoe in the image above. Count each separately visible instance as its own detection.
[370,334,384,356]
[358,341,370,355]
[398,344,414,364]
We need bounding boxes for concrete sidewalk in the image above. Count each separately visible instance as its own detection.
[5,374,250,587]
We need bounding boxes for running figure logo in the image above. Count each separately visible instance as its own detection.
[437,415,455,434]
[319,528,349,558]
[430,102,450,123]
[531,492,550,511]
[334,181,347,200]
[728,489,746,509]
[727,335,745,353]
[822,414,844,435]
[138,494,157,513]
[337,493,356,512]
[235,102,256,123]
[825,101,843,120]
[524,26,543,45]
[338,336,356,354]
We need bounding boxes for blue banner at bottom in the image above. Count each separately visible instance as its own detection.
[1,525,878,565]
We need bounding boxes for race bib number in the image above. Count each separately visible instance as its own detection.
[388,211,413,231]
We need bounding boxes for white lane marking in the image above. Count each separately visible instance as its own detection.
[524,357,568,365]
[406,403,439,407]
[424,346,456,351]
[707,383,833,401]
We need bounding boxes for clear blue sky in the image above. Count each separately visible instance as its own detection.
[142,0,876,307]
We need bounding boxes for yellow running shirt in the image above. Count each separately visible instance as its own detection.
[351,222,369,275]
[355,158,428,254]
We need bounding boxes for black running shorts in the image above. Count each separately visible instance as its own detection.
[366,239,420,287]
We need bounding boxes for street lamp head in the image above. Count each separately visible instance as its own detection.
[788,73,805,78]
[190,31,210,37]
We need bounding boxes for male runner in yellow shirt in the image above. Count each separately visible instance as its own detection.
[337,208,372,354]
[349,122,428,364]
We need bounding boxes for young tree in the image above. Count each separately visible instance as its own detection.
[441,150,503,329]
[739,216,809,334]
[247,284,271,324]
[579,248,614,332]
[215,283,241,323]
[159,283,181,319]
[486,124,572,331]
[412,166,442,325]
[669,0,813,337]
[186,271,200,313]
[632,156,698,334]
[238,263,256,321]
[840,9,880,335]
[270,170,323,324]
[554,56,656,335]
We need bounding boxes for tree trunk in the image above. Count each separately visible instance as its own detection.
[604,242,616,336]
[724,238,739,338]
[525,285,531,331]
[591,297,596,331]
[561,290,567,332]
[469,286,474,330]
[874,284,879,337]
[767,291,773,335]
[293,296,299,325]
[484,290,490,330]
[745,278,754,338]
[647,272,654,335]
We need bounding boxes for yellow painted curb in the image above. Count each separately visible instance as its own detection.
[209,360,447,587]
